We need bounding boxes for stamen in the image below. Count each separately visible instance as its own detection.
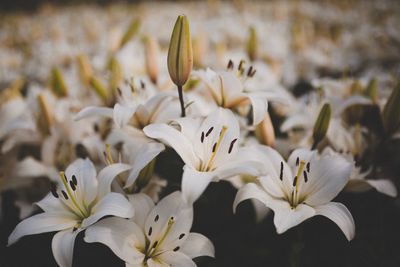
[179,233,185,239]
[296,157,299,166]
[140,80,145,89]
[279,162,283,181]
[105,144,114,164]
[212,143,217,153]
[249,68,257,77]
[72,175,78,186]
[228,138,237,154]
[306,162,310,172]
[238,60,245,71]
[205,126,228,171]
[154,215,159,222]
[173,246,180,252]
[152,241,158,248]
[61,190,69,200]
[303,170,308,183]
[292,176,298,187]
[50,187,59,198]
[201,132,205,143]
[206,127,214,137]
[247,66,253,77]
[227,59,234,70]
[148,227,153,236]
[69,180,76,191]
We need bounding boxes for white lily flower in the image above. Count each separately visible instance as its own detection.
[144,107,262,204]
[193,67,279,125]
[8,158,134,267]
[234,146,355,241]
[85,191,214,267]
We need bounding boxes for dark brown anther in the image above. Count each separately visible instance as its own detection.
[140,80,145,89]
[206,127,214,137]
[148,227,152,236]
[228,139,237,154]
[72,175,77,186]
[212,143,217,153]
[249,68,257,77]
[61,190,69,200]
[279,162,283,181]
[69,180,76,191]
[50,187,59,198]
[296,157,299,166]
[201,132,205,143]
[247,66,253,77]
[227,59,234,70]
[179,233,185,239]
[173,246,180,252]
[306,162,310,172]
[292,176,298,187]
[303,170,308,183]
[154,215,159,222]
[238,60,245,71]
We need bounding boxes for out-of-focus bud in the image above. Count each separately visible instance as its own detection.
[143,36,160,84]
[37,93,53,136]
[77,54,93,87]
[193,32,208,68]
[246,26,258,62]
[255,112,275,147]
[167,15,193,87]
[364,78,378,103]
[119,18,141,50]
[349,80,363,95]
[108,57,123,93]
[90,76,108,103]
[0,78,24,104]
[312,103,331,149]
[382,81,400,135]
[49,67,68,97]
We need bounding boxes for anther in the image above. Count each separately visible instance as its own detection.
[247,66,253,77]
[228,139,237,154]
[69,180,76,191]
[249,69,257,77]
[296,157,299,166]
[201,132,205,143]
[148,227,152,236]
[212,143,217,153]
[238,60,244,71]
[50,187,59,198]
[72,175,77,186]
[279,162,283,181]
[61,190,69,200]
[303,170,308,183]
[140,80,145,89]
[152,241,158,248]
[292,176,298,187]
[154,215,159,222]
[179,233,185,239]
[306,162,310,172]
[227,59,234,70]
[206,127,214,137]
[173,246,180,252]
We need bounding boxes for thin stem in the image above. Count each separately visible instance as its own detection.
[177,85,185,117]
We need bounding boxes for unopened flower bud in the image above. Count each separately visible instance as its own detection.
[119,18,141,50]
[167,15,193,87]
[312,103,331,149]
[382,81,400,135]
[90,76,108,103]
[246,26,258,62]
[364,78,378,103]
[255,112,276,147]
[49,67,68,97]
[108,57,123,93]
[77,54,93,87]
[37,93,53,136]
[144,36,160,84]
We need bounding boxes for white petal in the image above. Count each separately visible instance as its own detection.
[144,192,193,250]
[314,202,355,241]
[52,228,82,267]
[74,106,113,121]
[143,123,199,168]
[128,193,155,229]
[348,179,398,197]
[113,103,135,128]
[82,193,134,228]
[233,183,269,213]
[280,114,312,132]
[125,142,165,188]
[272,201,316,234]
[97,163,132,199]
[181,232,215,259]
[303,153,352,206]
[8,213,77,245]
[84,217,145,265]
[181,166,215,205]
[65,158,98,207]
[248,93,268,125]
[14,157,57,180]
[156,251,196,267]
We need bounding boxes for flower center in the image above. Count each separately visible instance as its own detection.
[50,172,90,220]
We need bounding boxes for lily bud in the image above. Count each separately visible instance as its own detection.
[167,15,193,86]
[246,26,258,62]
[382,81,400,135]
[108,57,123,93]
[119,18,141,50]
[143,36,160,84]
[90,76,108,103]
[77,54,93,87]
[49,67,68,97]
[349,80,363,95]
[364,78,378,103]
[312,103,331,149]
[37,93,53,136]
[255,112,275,147]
